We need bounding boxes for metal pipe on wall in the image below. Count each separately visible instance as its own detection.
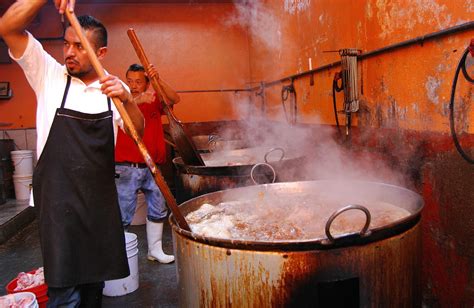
[174,21,472,95]
[249,21,474,92]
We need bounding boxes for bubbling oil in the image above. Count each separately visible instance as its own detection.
[186,193,410,241]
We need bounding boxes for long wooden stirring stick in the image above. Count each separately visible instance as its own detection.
[64,10,191,232]
[126,28,205,167]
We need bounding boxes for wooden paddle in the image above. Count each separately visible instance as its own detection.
[64,10,191,232]
[127,28,205,167]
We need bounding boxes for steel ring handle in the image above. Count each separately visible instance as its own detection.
[207,135,220,152]
[208,139,218,152]
[250,163,276,185]
[264,147,285,163]
[208,134,219,142]
[324,204,371,243]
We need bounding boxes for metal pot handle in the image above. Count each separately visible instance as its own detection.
[208,140,217,152]
[324,204,372,243]
[208,134,219,142]
[250,163,276,184]
[207,135,219,152]
[264,147,285,163]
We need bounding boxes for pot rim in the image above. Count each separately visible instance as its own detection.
[172,155,306,176]
[170,180,423,251]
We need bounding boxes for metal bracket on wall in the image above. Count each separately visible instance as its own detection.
[0,82,12,100]
[0,89,13,100]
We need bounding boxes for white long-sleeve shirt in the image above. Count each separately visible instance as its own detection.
[10,31,124,158]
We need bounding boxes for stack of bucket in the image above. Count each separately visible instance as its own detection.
[11,150,34,200]
[103,232,139,296]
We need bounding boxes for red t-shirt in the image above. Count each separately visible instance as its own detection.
[115,94,166,164]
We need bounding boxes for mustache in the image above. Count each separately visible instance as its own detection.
[65,57,79,64]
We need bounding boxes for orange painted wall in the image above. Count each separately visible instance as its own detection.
[0,3,251,128]
[246,0,473,133]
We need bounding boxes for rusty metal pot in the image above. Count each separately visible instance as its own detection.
[170,180,423,307]
[173,146,306,202]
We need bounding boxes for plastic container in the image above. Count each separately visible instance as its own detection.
[6,271,48,308]
[11,150,34,176]
[0,292,38,308]
[126,234,139,252]
[103,232,139,296]
[12,174,32,200]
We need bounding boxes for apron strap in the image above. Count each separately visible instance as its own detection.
[60,75,112,110]
[60,75,72,109]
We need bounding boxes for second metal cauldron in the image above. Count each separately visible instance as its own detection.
[173,146,306,202]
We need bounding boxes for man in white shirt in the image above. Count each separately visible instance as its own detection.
[0,1,144,306]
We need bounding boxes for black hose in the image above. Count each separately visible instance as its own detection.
[449,47,474,163]
[281,84,297,124]
[293,88,297,124]
[281,86,290,123]
[332,77,343,135]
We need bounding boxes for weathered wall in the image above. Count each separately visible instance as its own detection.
[247,0,473,132]
[243,0,473,306]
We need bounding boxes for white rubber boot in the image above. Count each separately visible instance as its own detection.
[146,219,175,264]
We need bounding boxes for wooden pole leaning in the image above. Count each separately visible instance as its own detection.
[127,28,205,167]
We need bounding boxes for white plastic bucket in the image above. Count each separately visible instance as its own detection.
[103,232,139,296]
[125,232,138,251]
[11,150,34,176]
[12,174,32,201]
[15,292,38,308]
[0,292,38,308]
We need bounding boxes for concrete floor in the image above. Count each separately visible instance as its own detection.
[0,216,179,307]
[0,199,35,245]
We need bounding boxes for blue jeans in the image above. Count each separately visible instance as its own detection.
[47,282,104,308]
[115,165,168,226]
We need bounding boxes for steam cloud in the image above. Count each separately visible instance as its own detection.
[212,95,410,189]
[223,1,281,51]
[213,1,411,189]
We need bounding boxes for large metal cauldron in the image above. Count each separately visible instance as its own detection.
[173,146,306,202]
[170,180,423,307]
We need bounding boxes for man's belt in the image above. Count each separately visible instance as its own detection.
[116,162,148,168]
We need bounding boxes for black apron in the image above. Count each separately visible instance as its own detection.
[33,75,129,288]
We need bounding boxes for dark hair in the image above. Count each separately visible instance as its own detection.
[126,64,149,82]
[70,15,108,48]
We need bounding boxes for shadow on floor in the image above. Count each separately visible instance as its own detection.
[0,219,179,307]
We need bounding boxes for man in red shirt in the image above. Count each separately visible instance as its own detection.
[115,63,180,263]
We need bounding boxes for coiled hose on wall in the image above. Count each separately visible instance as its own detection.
[449,45,474,163]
